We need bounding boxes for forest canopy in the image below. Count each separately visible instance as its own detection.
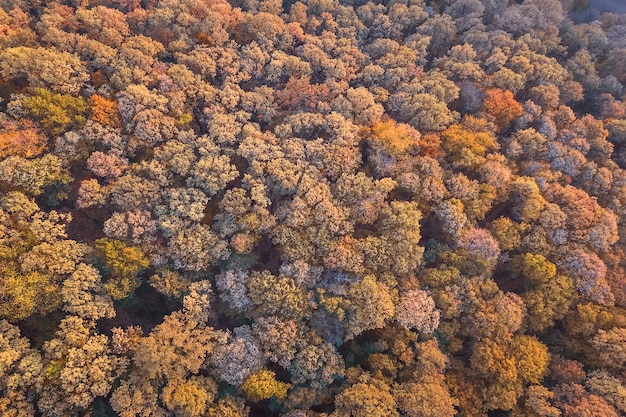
[0,0,626,416]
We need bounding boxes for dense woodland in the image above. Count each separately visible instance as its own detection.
[0,0,626,415]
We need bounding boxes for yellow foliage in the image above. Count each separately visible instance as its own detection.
[149,269,191,298]
[176,113,194,127]
[440,116,498,169]
[22,88,87,135]
[510,335,549,384]
[318,291,349,321]
[161,378,214,417]
[489,217,524,251]
[241,370,290,402]
[0,229,37,261]
[103,276,141,301]
[515,253,557,284]
[95,238,149,300]
[420,265,461,288]
[95,238,149,279]
[0,264,60,321]
[523,273,574,332]
[44,359,66,385]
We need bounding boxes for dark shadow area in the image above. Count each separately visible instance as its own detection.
[99,280,181,335]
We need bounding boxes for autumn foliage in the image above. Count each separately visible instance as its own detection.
[0,0,625,416]
[0,119,47,159]
[89,94,121,128]
[481,88,524,127]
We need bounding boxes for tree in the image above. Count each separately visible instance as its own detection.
[242,369,290,402]
[510,335,550,385]
[359,201,424,276]
[554,383,620,417]
[440,116,498,170]
[560,248,614,306]
[0,47,88,94]
[87,150,129,180]
[167,225,230,272]
[0,320,42,417]
[457,227,500,269]
[394,289,440,335]
[365,119,421,155]
[89,94,122,128]
[19,88,88,136]
[331,87,384,125]
[39,316,126,416]
[252,316,302,368]
[423,14,457,62]
[512,385,560,417]
[148,268,191,299]
[160,377,217,417]
[509,176,546,223]
[0,154,72,196]
[399,93,458,132]
[111,307,226,417]
[393,378,457,417]
[437,44,484,82]
[435,198,469,238]
[187,154,239,196]
[0,192,86,321]
[0,118,47,159]
[0,6,36,49]
[480,88,523,128]
[94,238,149,300]
[209,326,264,386]
[332,172,396,225]
[288,337,345,389]
[591,328,626,370]
[523,272,575,332]
[445,0,485,33]
[332,375,399,417]
[345,275,395,340]
[469,338,520,410]
[103,209,157,245]
[585,370,626,414]
[247,271,309,321]
[462,283,525,341]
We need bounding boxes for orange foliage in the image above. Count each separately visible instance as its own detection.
[197,32,214,45]
[367,119,421,154]
[419,132,444,158]
[89,94,121,128]
[481,88,523,127]
[0,119,47,159]
[275,77,331,112]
